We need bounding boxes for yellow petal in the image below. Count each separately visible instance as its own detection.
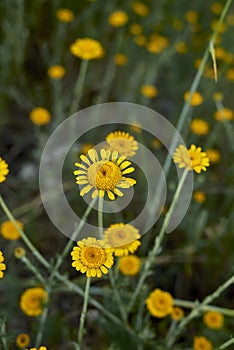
[88,149,98,162]
[80,155,90,165]
[76,180,89,185]
[120,161,131,169]
[113,188,123,197]
[122,167,135,174]
[75,162,87,170]
[107,190,115,200]
[91,189,99,198]
[100,149,107,160]
[80,185,93,196]
[99,190,105,197]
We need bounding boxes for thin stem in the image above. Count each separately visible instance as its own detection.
[0,195,50,269]
[128,169,188,313]
[77,277,91,349]
[35,287,51,347]
[174,299,234,317]
[98,196,103,239]
[215,338,234,350]
[70,60,89,114]
[108,269,127,322]
[0,320,8,350]
[21,256,46,285]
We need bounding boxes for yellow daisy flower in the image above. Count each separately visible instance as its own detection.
[47,65,65,79]
[211,3,223,15]
[146,288,174,318]
[108,10,128,27]
[14,247,26,259]
[56,8,74,23]
[190,118,210,135]
[206,149,220,164]
[212,92,223,101]
[118,254,141,276]
[16,333,30,348]
[0,157,9,183]
[146,34,169,54]
[106,131,138,157]
[70,38,104,60]
[27,347,47,350]
[141,85,158,98]
[114,53,128,66]
[0,251,6,279]
[184,91,203,106]
[170,306,184,320]
[103,223,141,256]
[129,23,143,35]
[20,287,47,316]
[193,191,206,203]
[173,144,210,173]
[74,148,136,200]
[71,237,114,278]
[203,311,224,329]
[1,220,23,240]
[214,108,233,121]
[193,336,213,350]
[131,1,149,17]
[29,107,51,126]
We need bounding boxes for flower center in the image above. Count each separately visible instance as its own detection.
[87,160,122,190]
[83,246,105,267]
[189,151,201,166]
[109,139,132,152]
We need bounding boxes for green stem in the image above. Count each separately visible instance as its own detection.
[215,338,234,350]
[128,169,188,313]
[0,195,50,269]
[35,287,51,348]
[0,320,8,350]
[21,256,46,285]
[70,60,89,114]
[174,299,234,317]
[77,277,91,349]
[167,274,234,347]
[98,196,103,239]
[109,269,127,322]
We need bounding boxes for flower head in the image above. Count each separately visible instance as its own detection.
[171,306,184,320]
[27,347,47,350]
[70,38,104,60]
[106,131,138,157]
[206,148,220,164]
[146,288,174,318]
[193,191,206,203]
[141,85,158,98]
[29,107,51,126]
[146,34,169,54]
[16,333,30,348]
[56,8,74,23]
[190,118,210,135]
[131,1,149,17]
[108,10,128,27]
[14,247,26,259]
[214,108,233,121]
[1,220,23,240]
[118,255,141,276]
[74,148,136,200]
[47,65,65,79]
[203,311,224,329]
[0,251,6,279]
[114,53,128,66]
[71,237,114,278]
[193,336,213,350]
[173,144,210,173]
[104,223,141,256]
[184,91,203,106]
[129,23,143,35]
[0,157,9,183]
[20,287,47,316]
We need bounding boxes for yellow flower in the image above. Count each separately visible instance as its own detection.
[80,143,94,155]
[114,53,128,66]
[106,131,138,157]
[184,91,203,106]
[185,11,198,24]
[47,65,65,79]
[129,122,142,134]
[227,14,234,25]
[146,34,169,54]
[226,68,234,81]
[70,38,104,60]
[14,247,26,259]
[193,336,213,350]
[0,251,6,279]
[141,85,158,98]
[151,138,162,149]
[175,42,187,54]
[211,20,226,33]
[129,23,143,35]
[212,92,223,101]
[214,108,233,121]
[71,237,114,278]
[118,255,141,276]
[190,118,209,135]
[134,35,147,46]
[131,1,149,17]
[104,223,141,256]
[211,2,223,15]
[1,220,23,240]
[56,8,74,23]
[203,311,224,329]
[16,333,30,348]
[108,10,128,27]
[193,191,206,203]
[173,144,210,174]
[170,306,184,321]
[20,287,47,316]
[146,289,174,318]
[206,149,220,164]
[74,148,136,200]
[29,107,51,126]
[0,157,9,183]
[27,347,47,350]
